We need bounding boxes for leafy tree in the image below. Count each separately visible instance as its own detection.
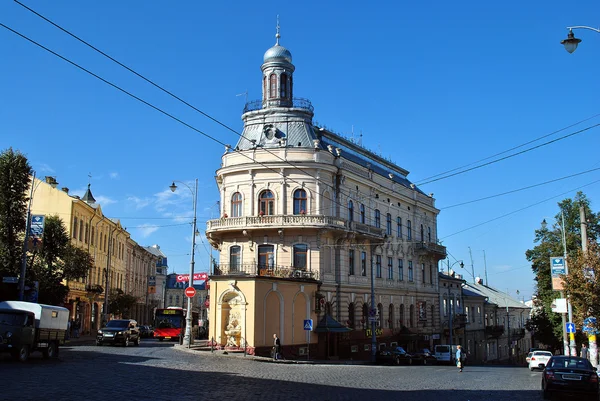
[108,290,138,317]
[525,192,600,349]
[0,148,32,277]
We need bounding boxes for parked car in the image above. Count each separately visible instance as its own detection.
[529,350,554,371]
[139,325,154,338]
[97,319,140,346]
[542,356,599,400]
[376,346,413,365]
[525,352,533,366]
[412,348,437,365]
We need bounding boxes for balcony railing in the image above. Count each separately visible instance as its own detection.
[213,263,320,281]
[415,241,447,259]
[243,97,314,113]
[510,328,526,339]
[443,314,467,328]
[485,325,505,338]
[349,221,385,237]
[207,214,346,232]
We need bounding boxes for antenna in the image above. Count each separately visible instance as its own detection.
[483,250,488,286]
[236,90,248,103]
[468,246,475,284]
[88,172,92,185]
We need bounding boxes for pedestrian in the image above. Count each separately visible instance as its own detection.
[273,333,281,361]
[581,343,589,360]
[456,345,464,372]
[66,319,71,340]
[74,318,81,338]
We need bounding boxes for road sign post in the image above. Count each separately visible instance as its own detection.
[566,322,576,333]
[304,319,313,361]
[185,287,196,298]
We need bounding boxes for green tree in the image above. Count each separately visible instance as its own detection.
[525,192,600,349]
[108,290,138,318]
[0,148,32,277]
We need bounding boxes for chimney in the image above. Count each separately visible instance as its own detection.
[61,187,69,194]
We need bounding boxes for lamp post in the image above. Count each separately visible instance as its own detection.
[561,26,600,53]
[447,260,464,347]
[170,179,198,348]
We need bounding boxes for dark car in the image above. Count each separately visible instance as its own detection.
[542,356,599,400]
[97,319,140,347]
[139,325,153,338]
[412,348,437,365]
[376,346,413,365]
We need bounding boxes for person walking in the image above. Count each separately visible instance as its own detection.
[73,319,81,338]
[581,343,589,360]
[273,333,281,361]
[456,345,464,373]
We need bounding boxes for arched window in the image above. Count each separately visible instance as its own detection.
[428,226,432,242]
[360,204,365,223]
[229,245,241,272]
[399,304,405,327]
[293,189,307,215]
[258,244,275,270]
[388,304,395,329]
[263,76,267,99]
[259,190,274,215]
[293,244,308,269]
[269,74,277,98]
[386,213,392,235]
[409,304,415,327]
[348,200,354,222]
[231,192,242,217]
[377,303,383,328]
[375,209,381,228]
[362,303,369,328]
[348,303,355,328]
[280,73,287,98]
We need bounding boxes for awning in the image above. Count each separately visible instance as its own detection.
[314,314,353,333]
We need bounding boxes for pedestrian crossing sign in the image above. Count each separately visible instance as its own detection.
[304,319,313,331]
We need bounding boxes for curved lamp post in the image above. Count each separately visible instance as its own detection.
[561,26,600,53]
[446,260,464,348]
[170,179,198,348]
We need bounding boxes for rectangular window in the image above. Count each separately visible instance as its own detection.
[430,265,434,284]
[361,252,366,276]
[408,261,414,282]
[387,257,393,279]
[466,306,470,323]
[79,220,83,242]
[349,250,355,276]
[386,214,392,236]
[73,217,78,239]
[230,246,241,271]
[293,244,308,269]
[398,259,403,281]
[84,223,89,244]
[91,227,95,246]
[427,226,432,243]
[258,244,275,269]
[375,210,381,228]
[397,217,402,238]
[376,255,382,278]
[407,220,412,240]
[443,299,447,316]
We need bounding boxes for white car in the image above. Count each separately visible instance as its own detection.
[528,350,553,371]
[525,352,533,365]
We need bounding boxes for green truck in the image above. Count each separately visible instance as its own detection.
[0,301,69,362]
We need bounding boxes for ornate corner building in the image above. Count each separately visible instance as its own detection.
[205,27,446,359]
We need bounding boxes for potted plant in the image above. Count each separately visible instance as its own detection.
[222,213,228,218]
[259,210,265,217]
[300,209,306,215]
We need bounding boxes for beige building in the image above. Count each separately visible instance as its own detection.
[125,240,159,325]
[205,30,446,358]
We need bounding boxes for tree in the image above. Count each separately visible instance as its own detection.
[525,192,600,349]
[108,291,138,318]
[0,148,32,278]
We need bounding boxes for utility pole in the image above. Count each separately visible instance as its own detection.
[468,247,476,284]
[483,250,489,286]
[579,205,597,366]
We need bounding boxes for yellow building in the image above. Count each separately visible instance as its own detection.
[30,178,131,333]
[205,30,446,359]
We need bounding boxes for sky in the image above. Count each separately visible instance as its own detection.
[2,1,600,301]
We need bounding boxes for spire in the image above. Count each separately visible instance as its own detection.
[82,183,96,205]
[276,15,280,45]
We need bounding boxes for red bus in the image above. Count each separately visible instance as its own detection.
[154,307,184,341]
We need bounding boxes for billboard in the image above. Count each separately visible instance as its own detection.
[551,298,567,313]
[550,257,566,291]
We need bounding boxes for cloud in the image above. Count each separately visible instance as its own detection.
[109,172,119,179]
[37,163,55,173]
[136,224,159,238]
[94,195,117,207]
[127,196,151,210]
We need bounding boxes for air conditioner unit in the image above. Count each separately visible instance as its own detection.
[299,347,307,356]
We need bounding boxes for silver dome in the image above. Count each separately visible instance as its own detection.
[263,45,292,63]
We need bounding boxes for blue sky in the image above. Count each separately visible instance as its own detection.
[2,1,600,301]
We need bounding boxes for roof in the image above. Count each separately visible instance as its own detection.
[314,314,352,333]
[463,282,530,310]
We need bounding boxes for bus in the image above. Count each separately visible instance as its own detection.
[154,307,184,341]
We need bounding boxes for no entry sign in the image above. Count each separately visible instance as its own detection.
[185,287,196,298]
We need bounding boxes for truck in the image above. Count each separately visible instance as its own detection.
[0,301,69,362]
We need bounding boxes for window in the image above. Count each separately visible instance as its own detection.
[386,214,392,235]
[408,261,414,282]
[348,303,355,328]
[259,190,275,215]
[258,245,275,269]
[348,200,354,222]
[376,255,382,278]
[79,220,83,241]
[387,257,393,279]
[263,76,267,99]
[293,244,308,269]
[73,217,78,239]
[231,192,242,217]
[280,74,287,98]
[293,189,307,215]
[360,204,365,223]
[399,304,405,327]
[349,249,355,276]
[361,252,367,276]
[84,223,89,244]
[422,263,426,285]
[407,220,412,240]
[375,209,381,228]
[466,306,470,323]
[430,265,434,284]
[420,224,424,241]
[397,217,402,238]
[427,226,431,243]
[388,304,394,329]
[398,259,404,281]
[169,295,173,305]
[176,295,180,306]
[362,303,369,327]
[230,246,241,272]
[91,227,95,246]
[443,298,447,316]
[478,306,482,323]
[269,74,277,98]
[409,304,415,327]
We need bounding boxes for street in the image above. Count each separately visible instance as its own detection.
[0,340,546,401]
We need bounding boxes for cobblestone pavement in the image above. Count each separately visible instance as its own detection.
[0,340,546,401]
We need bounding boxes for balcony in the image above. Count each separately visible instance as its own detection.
[415,241,447,260]
[213,263,320,281]
[348,221,385,238]
[510,328,526,339]
[243,97,314,114]
[206,215,346,233]
[485,325,505,338]
[443,314,467,329]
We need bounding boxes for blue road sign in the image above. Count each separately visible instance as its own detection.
[551,257,566,276]
[30,215,45,239]
[566,322,576,333]
[303,319,313,331]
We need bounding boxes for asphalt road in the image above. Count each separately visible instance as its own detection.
[0,340,546,401]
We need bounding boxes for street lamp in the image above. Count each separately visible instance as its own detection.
[170,179,198,348]
[446,259,464,347]
[561,26,600,53]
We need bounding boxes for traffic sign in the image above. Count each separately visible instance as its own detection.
[29,215,45,239]
[185,287,196,298]
[303,319,313,331]
[2,277,18,284]
[148,276,156,286]
[369,308,377,317]
[368,317,378,323]
[566,322,576,333]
